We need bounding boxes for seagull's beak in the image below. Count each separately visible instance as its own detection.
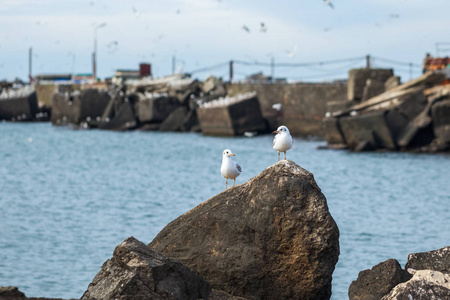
[230,153,235,156]
[273,130,279,134]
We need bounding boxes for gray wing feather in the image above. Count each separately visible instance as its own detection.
[236,163,242,173]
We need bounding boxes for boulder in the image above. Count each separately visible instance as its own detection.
[381,270,450,300]
[405,246,450,274]
[348,259,412,300]
[135,96,181,123]
[160,106,188,132]
[81,237,211,300]
[0,286,26,298]
[149,160,340,300]
[431,99,450,143]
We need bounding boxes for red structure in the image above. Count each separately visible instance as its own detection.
[139,63,151,77]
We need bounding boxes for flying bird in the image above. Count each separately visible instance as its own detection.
[285,44,298,58]
[273,125,293,161]
[260,22,267,33]
[132,7,140,18]
[242,25,250,33]
[323,0,334,9]
[221,149,242,189]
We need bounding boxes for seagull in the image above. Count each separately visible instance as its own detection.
[221,149,242,189]
[242,25,250,33]
[323,0,334,9]
[285,45,298,58]
[273,125,293,161]
[260,22,267,33]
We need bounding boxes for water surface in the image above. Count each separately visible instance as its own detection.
[1,123,449,299]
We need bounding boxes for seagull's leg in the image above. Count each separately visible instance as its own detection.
[278,151,280,161]
[284,151,287,160]
[234,178,236,186]
[226,179,228,189]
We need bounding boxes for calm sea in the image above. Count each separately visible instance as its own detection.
[1,122,449,299]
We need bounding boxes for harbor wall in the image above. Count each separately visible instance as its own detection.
[227,82,347,137]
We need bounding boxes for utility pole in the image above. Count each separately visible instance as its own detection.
[409,62,413,80]
[93,22,107,80]
[229,60,234,83]
[366,55,371,69]
[271,56,275,81]
[28,47,32,83]
[172,55,176,74]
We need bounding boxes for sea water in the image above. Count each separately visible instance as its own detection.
[0,122,449,299]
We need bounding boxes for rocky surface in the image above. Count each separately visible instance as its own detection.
[405,246,450,275]
[348,259,411,300]
[0,286,74,300]
[81,237,211,300]
[149,160,340,300]
[350,246,450,300]
[381,270,450,300]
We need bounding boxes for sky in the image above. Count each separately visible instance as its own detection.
[1,0,450,82]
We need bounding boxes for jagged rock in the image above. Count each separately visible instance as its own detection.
[381,270,450,300]
[81,237,211,300]
[160,106,188,132]
[405,246,450,274]
[348,259,412,300]
[149,160,340,300]
[0,286,26,298]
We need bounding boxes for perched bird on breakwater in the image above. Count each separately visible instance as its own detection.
[273,125,293,161]
[221,149,242,189]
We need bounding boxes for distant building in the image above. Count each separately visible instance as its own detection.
[112,63,152,84]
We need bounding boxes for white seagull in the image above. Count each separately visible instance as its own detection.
[221,149,242,189]
[273,125,293,161]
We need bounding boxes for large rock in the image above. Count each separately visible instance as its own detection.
[81,237,211,300]
[149,160,340,300]
[405,246,450,274]
[381,270,450,300]
[348,259,412,300]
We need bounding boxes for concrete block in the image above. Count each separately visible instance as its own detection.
[384,76,401,91]
[322,117,346,145]
[0,92,38,121]
[362,79,385,101]
[135,96,181,123]
[76,89,112,122]
[432,99,450,143]
[197,96,266,136]
[50,92,79,125]
[348,68,394,101]
[339,111,396,150]
[160,106,188,131]
[98,102,137,131]
[35,84,56,108]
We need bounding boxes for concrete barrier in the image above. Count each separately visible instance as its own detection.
[197,95,266,136]
[0,92,39,121]
[227,82,347,136]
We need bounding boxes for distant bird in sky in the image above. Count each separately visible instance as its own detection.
[242,25,250,33]
[273,125,293,161]
[323,0,334,9]
[176,9,181,14]
[221,149,242,189]
[132,7,140,18]
[285,44,298,58]
[260,22,267,33]
[323,27,332,32]
[389,13,400,19]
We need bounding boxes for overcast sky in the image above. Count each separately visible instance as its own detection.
[1,0,450,82]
